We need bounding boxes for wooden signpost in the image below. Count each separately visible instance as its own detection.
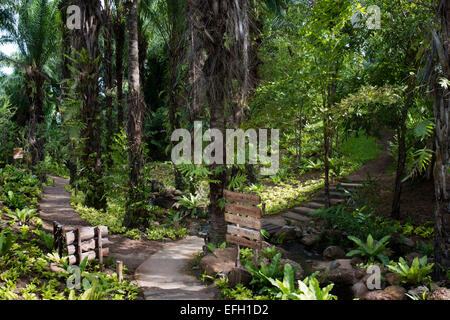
[53,221,110,271]
[224,190,264,267]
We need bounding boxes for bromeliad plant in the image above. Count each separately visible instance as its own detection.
[346,234,391,265]
[387,256,434,284]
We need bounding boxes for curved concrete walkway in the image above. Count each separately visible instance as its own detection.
[135,236,218,300]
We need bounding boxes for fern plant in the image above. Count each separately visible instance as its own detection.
[387,256,434,284]
[346,234,391,265]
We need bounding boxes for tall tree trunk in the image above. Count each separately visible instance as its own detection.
[114,0,125,132]
[391,73,416,219]
[124,0,146,227]
[26,69,46,181]
[59,0,77,185]
[73,0,106,210]
[104,0,114,168]
[431,0,450,279]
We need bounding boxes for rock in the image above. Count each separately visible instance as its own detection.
[354,268,366,280]
[352,281,369,300]
[228,267,252,287]
[385,272,401,286]
[407,286,429,299]
[350,256,363,267]
[152,188,183,209]
[323,246,345,260]
[273,226,297,242]
[364,286,406,300]
[428,287,450,300]
[199,248,237,276]
[402,237,416,248]
[326,259,357,286]
[300,234,321,247]
[405,252,422,264]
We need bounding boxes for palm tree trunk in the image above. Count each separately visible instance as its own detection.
[73,0,106,210]
[114,1,125,132]
[104,0,115,168]
[124,0,146,227]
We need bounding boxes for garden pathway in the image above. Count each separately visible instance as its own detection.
[135,236,218,300]
[38,176,162,273]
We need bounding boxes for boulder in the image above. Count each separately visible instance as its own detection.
[385,272,401,286]
[407,286,429,299]
[199,248,237,276]
[323,246,346,260]
[428,287,450,300]
[300,234,321,247]
[402,237,416,248]
[352,281,369,300]
[405,252,422,264]
[364,285,406,300]
[326,259,358,285]
[273,226,297,242]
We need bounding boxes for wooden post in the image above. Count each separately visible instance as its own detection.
[95,226,103,272]
[76,227,82,264]
[117,260,123,282]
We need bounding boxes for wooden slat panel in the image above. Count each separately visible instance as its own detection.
[68,248,110,265]
[225,203,262,218]
[225,213,261,230]
[227,225,262,241]
[66,226,108,245]
[224,190,261,205]
[226,234,261,250]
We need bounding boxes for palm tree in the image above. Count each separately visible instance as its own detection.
[71,0,106,209]
[0,0,59,177]
[124,0,146,227]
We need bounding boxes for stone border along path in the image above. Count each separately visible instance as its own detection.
[135,236,218,300]
[261,181,363,236]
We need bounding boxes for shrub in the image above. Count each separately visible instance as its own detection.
[387,256,434,284]
[346,234,391,265]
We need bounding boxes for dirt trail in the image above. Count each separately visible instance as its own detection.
[38,176,162,273]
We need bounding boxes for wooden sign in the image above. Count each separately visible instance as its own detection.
[225,203,262,218]
[224,190,261,205]
[226,234,262,250]
[13,148,23,159]
[225,213,262,230]
[224,189,264,253]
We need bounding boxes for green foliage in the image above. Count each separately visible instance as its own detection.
[36,230,53,250]
[123,228,141,240]
[244,252,284,293]
[387,256,434,284]
[145,225,189,241]
[346,234,391,265]
[0,229,16,256]
[311,205,394,242]
[265,264,337,300]
[177,193,208,218]
[6,207,37,224]
[206,242,227,253]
